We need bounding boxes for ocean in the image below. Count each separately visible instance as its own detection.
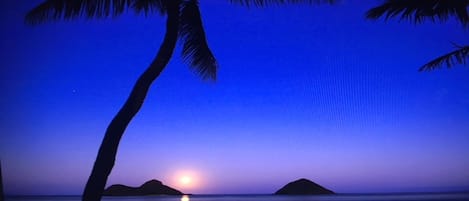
[5,193,469,201]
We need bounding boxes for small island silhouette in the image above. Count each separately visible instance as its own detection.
[103,179,183,196]
[275,178,334,195]
[103,178,333,196]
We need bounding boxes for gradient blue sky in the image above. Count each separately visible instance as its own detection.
[1,0,469,196]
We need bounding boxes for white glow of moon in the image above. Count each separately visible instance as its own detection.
[180,176,191,185]
[171,170,202,191]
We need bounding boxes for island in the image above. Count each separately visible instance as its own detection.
[275,178,334,195]
[103,179,183,196]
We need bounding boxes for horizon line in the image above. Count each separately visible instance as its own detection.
[6,190,469,197]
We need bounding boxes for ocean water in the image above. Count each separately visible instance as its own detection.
[5,193,469,201]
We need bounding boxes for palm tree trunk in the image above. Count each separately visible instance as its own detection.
[81,3,180,201]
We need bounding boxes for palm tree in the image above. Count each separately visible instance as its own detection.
[366,0,469,71]
[25,0,335,201]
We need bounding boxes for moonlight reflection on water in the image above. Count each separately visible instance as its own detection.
[181,195,190,201]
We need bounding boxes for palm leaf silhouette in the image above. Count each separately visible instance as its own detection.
[179,0,218,80]
[25,0,174,24]
[25,0,133,24]
[366,0,469,28]
[230,0,336,7]
[419,45,469,71]
[366,0,468,71]
[133,0,167,15]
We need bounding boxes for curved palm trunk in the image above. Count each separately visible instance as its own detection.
[82,4,180,201]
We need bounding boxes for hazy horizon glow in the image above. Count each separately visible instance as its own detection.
[1,0,469,195]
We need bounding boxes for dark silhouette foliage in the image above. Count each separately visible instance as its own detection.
[366,0,469,27]
[230,0,335,7]
[420,45,469,71]
[179,1,217,80]
[366,0,469,71]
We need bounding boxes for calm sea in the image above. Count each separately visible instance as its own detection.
[5,193,469,201]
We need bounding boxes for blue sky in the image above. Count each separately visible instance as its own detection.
[1,0,469,195]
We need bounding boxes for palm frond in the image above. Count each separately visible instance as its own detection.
[25,0,171,24]
[179,0,218,80]
[419,45,469,71]
[132,0,166,16]
[25,0,134,24]
[229,0,336,7]
[366,0,469,27]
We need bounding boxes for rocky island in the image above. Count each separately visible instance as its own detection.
[275,178,334,195]
[103,179,183,196]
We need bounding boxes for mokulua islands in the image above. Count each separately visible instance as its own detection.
[103,179,183,196]
[103,178,334,196]
[275,178,334,195]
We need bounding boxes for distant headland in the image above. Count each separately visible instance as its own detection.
[103,179,183,196]
[275,178,334,195]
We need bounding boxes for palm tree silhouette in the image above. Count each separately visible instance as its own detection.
[25,0,335,200]
[366,0,468,71]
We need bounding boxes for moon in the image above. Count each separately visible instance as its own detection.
[180,176,192,186]
[172,170,201,191]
